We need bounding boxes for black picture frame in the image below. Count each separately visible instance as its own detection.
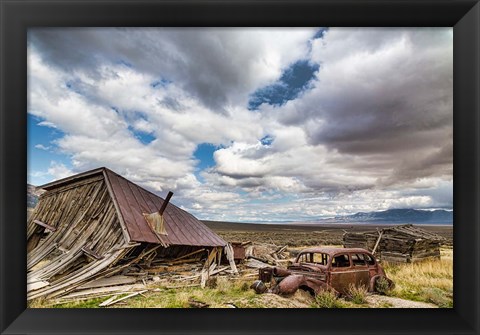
[1,0,479,334]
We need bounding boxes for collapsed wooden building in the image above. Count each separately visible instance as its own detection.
[343,224,446,263]
[27,167,228,300]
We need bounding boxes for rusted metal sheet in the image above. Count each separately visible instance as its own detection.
[230,242,246,260]
[103,168,226,247]
[107,170,159,243]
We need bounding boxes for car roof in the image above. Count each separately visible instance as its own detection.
[298,247,373,256]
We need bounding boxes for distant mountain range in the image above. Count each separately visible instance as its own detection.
[326,208,453,224]
[27,184,452,225]
[27,184,44,208]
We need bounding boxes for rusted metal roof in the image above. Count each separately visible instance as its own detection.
[39,167,226,247]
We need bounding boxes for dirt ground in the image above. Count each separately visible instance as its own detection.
[249,291,437,308]
[238,290,316,308]
[203,220,453,247]
[365,295,437,308]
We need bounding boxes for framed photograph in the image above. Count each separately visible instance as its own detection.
[1,0,479,334]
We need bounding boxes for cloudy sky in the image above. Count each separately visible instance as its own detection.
[27,27,453,222]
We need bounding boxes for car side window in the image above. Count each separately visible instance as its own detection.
[298,253,312,263]
[332,254,350,267]
[313,253,329,265]
[351,253,367,266]
[364,254,376,265]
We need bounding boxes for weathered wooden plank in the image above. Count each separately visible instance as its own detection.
[27,280,50,292]
[99,290,148,307]
[58,283,146,300]
[41,175,105,200]
[97,295,119,307]
[28,247,129,300]
[245,258,271,269]
[77,276,141,289]
[33,220,57,232]
[82,246,104,260]
[224,243,238,274]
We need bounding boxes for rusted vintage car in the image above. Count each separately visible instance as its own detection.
[252,247,394,296]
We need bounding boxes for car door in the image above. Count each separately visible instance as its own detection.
[351,253,370,287]
[364,253,379,278]
[329,253,354,294]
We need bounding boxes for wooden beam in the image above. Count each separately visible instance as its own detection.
[224,243,238,274]
[99,290,148,307]
[171,248,205,262]
[33,220,57,232]
[372,231,384,255]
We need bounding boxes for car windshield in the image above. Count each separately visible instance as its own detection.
[297,252,329,265]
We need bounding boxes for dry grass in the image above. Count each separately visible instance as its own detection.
[346,284,368,304]
[36,277,260,309]
[313,290,348,308]
[383,247,453,307]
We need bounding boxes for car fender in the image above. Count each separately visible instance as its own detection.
[275,274,337,296]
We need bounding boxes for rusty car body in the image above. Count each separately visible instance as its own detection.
[252,247,394,296]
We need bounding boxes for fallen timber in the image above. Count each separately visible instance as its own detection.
[343,224,446,263]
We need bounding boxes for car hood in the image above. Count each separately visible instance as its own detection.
[288,263,327,272]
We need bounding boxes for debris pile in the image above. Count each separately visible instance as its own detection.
[29,235,289,307]
[343,224,446,263]
[36,245,242,307]
[244,242,291,268]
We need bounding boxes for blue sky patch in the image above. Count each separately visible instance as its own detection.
[28,114,65,144]
[193,143,221,182]
[27,114,71,185]
[248,60,320,110]
[260,135,274,146]
[194,143,218,170]
[128,126,156,145]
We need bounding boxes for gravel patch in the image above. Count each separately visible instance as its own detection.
[366,294,438,308]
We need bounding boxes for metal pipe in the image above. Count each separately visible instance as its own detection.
[159,191,173,215]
